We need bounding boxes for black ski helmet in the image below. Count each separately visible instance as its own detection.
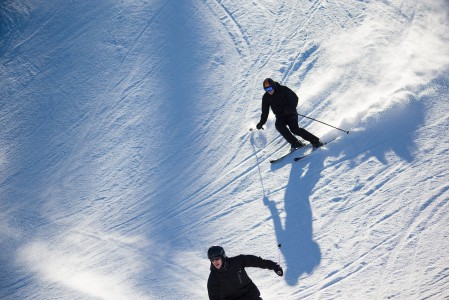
[263,78,275,89]
[207,245,226,259]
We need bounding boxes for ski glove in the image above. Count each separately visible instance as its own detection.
[256,122,263,130]
[274,264,283,277]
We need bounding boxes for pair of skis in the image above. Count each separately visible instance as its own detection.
[269,138,337,164]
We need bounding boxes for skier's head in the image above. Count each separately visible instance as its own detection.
[208,245,227,269]
[263,78,275,94]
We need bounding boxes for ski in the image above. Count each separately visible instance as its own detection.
[293,137,338,161]
[269,144,308,164]
[293,148,318,161]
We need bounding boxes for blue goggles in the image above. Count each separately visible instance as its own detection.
[264,85,274,92]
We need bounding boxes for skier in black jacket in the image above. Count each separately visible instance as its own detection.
[256,78,323,150]
[207,245,283,300]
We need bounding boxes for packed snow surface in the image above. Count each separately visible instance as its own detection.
[1,0,449,299]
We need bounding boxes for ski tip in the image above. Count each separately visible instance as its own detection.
[294,155,306,161]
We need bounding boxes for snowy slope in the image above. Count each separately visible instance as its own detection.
[1,0,449,299]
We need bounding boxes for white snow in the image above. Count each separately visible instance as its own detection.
[1,0,449,299]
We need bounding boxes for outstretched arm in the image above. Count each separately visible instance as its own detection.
[240,255,283,276]
[258,97,270,126]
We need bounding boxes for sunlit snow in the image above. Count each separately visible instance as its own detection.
[1,0,449,299]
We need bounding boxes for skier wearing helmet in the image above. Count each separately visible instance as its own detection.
[207,245,283,300]
[256,78,323,150]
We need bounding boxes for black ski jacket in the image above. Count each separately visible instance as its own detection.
[259,82,299,126]
[207,255,277,300]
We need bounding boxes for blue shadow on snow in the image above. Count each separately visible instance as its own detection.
[264,158,324,286]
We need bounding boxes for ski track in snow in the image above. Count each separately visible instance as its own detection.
[1,0,449,299]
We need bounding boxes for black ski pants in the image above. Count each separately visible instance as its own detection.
[275,113,319,145]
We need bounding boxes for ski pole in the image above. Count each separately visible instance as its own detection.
[297,113,350,134]
[277,243,282,265]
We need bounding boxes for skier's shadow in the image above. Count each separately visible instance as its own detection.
[264,157,324,285]
[261,96,427,285]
